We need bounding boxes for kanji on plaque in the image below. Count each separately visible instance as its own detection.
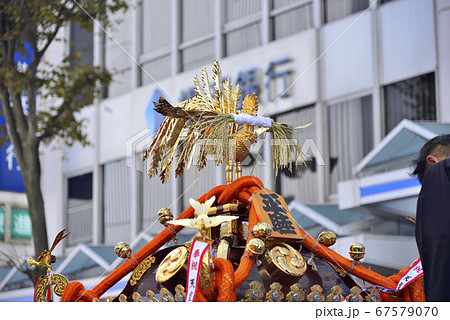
[252,189,302,241]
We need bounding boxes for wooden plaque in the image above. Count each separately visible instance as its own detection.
[252,188,302,241]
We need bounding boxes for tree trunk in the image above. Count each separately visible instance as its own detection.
[21,138,49,283]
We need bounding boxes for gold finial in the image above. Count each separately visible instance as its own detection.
[28,229,70,274]
[158,208,173,226]
[349,243,365,261]
[252,222,272,239]
[115,242,132,259]
[318,230,336,247]
[246,238,265,256]
[143,61,310,184]
[29,229,70,302]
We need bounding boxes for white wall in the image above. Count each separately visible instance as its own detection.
[322,10,374,100]
[380,0,436,85]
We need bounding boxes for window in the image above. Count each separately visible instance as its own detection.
[323,0,370,23]
[180,0,215,72]
[384,73,436,134]
[141,0,172,84]
[271,0,313,40]
[69,21,94,104]
[67,172,93,246]
[274,106,319,203]
[70,21,93,67]
[104,9,132,97]
[224,0,262,56]
[103,159,131,244]
[328,95,373,194]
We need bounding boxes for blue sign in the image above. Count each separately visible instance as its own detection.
[0,42,34,193]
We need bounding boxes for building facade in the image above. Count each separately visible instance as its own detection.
[2,0,450,295]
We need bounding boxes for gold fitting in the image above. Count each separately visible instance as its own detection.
[349,243,365,261]
[318,230,336,247]
[115,242,132,259]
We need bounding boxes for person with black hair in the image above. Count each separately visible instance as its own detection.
[412,134,450,301]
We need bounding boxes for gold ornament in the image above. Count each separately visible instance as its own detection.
[167,196,238,238]
[346,286,363,302]
[142,60,310,184]
[365,287,381,302]
[318,230,336,247]
[349,243,365,261]
[158,208,173,226]
[326,285,345,302]
[145,290,158,302]
[130,255,156,286]
[252,222,272,238]
[118,294,127,302]
[217,239,230,259]
[266,282,284,302]
[29,229,71,301]
[174,285,186,302]
[159,288,174,302]
[156,246,189,284]
[307,284,325,302]
[115,242,132,259]
[263,243,307,285]
[246,238,265,256]
[132,292,143,302]
[326,261,347,278]
[243,281,265,302]
[29,229,70,274]
[286,283,304,302]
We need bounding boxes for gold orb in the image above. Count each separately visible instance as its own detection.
[158,208,173,226]
[318,231,336,247]
[115,242,132,259]
[349,243,365,261]
[252,222,272,238]
[246,238,265,256]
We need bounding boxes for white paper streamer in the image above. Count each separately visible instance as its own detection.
[233,113,272,128]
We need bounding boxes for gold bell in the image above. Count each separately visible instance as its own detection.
[246,238,265,256]
[349,243,365,261]
[115,242,132,259]
[158,208,173,226]
[318,230,336,247]
[252,222,272,239]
